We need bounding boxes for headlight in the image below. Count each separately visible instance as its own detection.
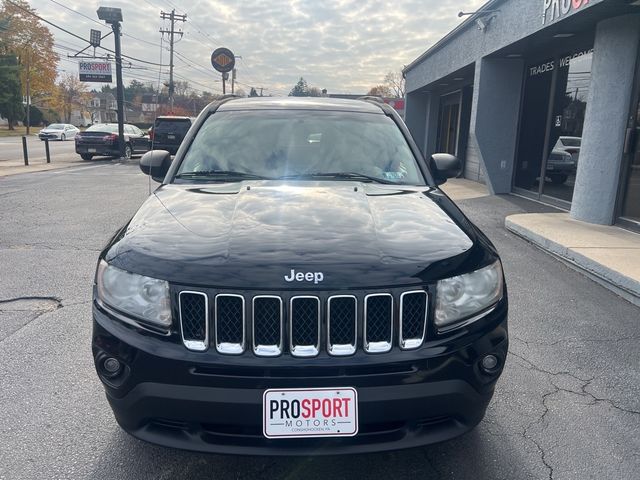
[96,260,171,328]
[435,260,503,330]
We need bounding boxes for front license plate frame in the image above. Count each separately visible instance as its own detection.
[263,387,358,439]
[88,148,97,153]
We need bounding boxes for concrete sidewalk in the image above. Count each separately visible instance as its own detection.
[0,157,111,177]
[440,178,640,306]
[506,212,640,306]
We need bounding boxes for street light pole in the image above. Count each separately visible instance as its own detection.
[97,7,125,158]
[112,21,125,158]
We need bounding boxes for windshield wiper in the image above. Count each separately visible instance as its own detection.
[175,170,272,180]
[278,172,397,184]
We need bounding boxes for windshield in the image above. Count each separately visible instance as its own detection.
[154,119,191,134]
[86,124,117,133]
[47,124,64,129]
[175,110,424,185]
[560,137,581,147]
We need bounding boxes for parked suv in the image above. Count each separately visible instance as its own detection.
[92,97,508,455]
[150,116,194,154]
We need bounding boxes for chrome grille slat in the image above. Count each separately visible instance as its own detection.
[178,291,209,352]
[215,294,245,355]
[400,291,428,350]
[289,296,320,357]
[252,296,283,357]
[327,295,357,356]
[364,293,393,353]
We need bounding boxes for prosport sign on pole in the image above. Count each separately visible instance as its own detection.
[79,61,112,82]
[210,48,235,73]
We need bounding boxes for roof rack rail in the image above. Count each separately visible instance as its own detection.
[357,95,384,103]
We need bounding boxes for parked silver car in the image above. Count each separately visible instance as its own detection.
[38,124,80,141]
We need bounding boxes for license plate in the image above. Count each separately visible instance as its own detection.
[263,387,358,439]
[167,134,175,140]
[88,148,97,153]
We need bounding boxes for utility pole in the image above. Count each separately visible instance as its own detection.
[25,47,30,135]
[160,10,186,112]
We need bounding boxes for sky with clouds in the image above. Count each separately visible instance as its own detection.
[31,0,485,96]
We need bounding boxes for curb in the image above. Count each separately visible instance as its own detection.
[505,218,640,307]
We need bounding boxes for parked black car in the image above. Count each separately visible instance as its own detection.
[150,116,194,154]
[75,123,150,160]
[92,97,508,455]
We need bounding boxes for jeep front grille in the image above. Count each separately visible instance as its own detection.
[215,294,245,354]
[252,296,283,357]
[289,296,320,357]
[178,291,208,352]
[177,289,429,356]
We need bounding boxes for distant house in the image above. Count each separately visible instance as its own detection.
[88,93,119,124]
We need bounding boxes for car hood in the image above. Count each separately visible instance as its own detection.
[41,128,63,132]
[104,182,477,289]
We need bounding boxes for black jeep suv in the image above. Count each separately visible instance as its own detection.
[150,116,194,154]
[92,97,508,455]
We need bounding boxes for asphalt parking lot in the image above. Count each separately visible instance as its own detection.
[0,162,638,479]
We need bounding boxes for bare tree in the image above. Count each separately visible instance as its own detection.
[367,85,391,97]
[384,71,405,98]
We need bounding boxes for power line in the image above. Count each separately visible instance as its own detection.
[5,0,166,67]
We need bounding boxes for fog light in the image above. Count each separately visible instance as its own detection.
[481,354,499,372]
[103,357,121,375]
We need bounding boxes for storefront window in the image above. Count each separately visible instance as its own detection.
[514,48,593,204]
[542,49,593,202]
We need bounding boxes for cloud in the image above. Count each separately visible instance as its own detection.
[33,0,485,95]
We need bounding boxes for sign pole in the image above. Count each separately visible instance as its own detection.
[211,47,235,96]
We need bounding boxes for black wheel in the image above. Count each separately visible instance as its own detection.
[61,133,66,141]
[80,154,93,161]
[549,173,568,184]
[124,144,132,159]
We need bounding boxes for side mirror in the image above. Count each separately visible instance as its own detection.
[140,150,172,183]
[430,153,462,184]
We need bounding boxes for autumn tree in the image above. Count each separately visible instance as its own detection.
[367,85,391,97]
[384,71,405,98]
[0,1,58,107]
[53,74,90,124]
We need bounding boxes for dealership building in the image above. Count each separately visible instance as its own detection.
[403,0,640,230]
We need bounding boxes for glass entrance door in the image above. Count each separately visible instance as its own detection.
[619,80,640,225]
[437,92,462,156]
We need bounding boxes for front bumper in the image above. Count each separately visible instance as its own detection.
[92,301,508,455]
[39,133,61,140]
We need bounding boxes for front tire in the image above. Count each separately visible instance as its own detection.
[61,133,66,141]
[549,173,568,184]
[80,154,93,161]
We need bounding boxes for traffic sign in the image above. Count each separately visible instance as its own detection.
[211,47,235,73]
